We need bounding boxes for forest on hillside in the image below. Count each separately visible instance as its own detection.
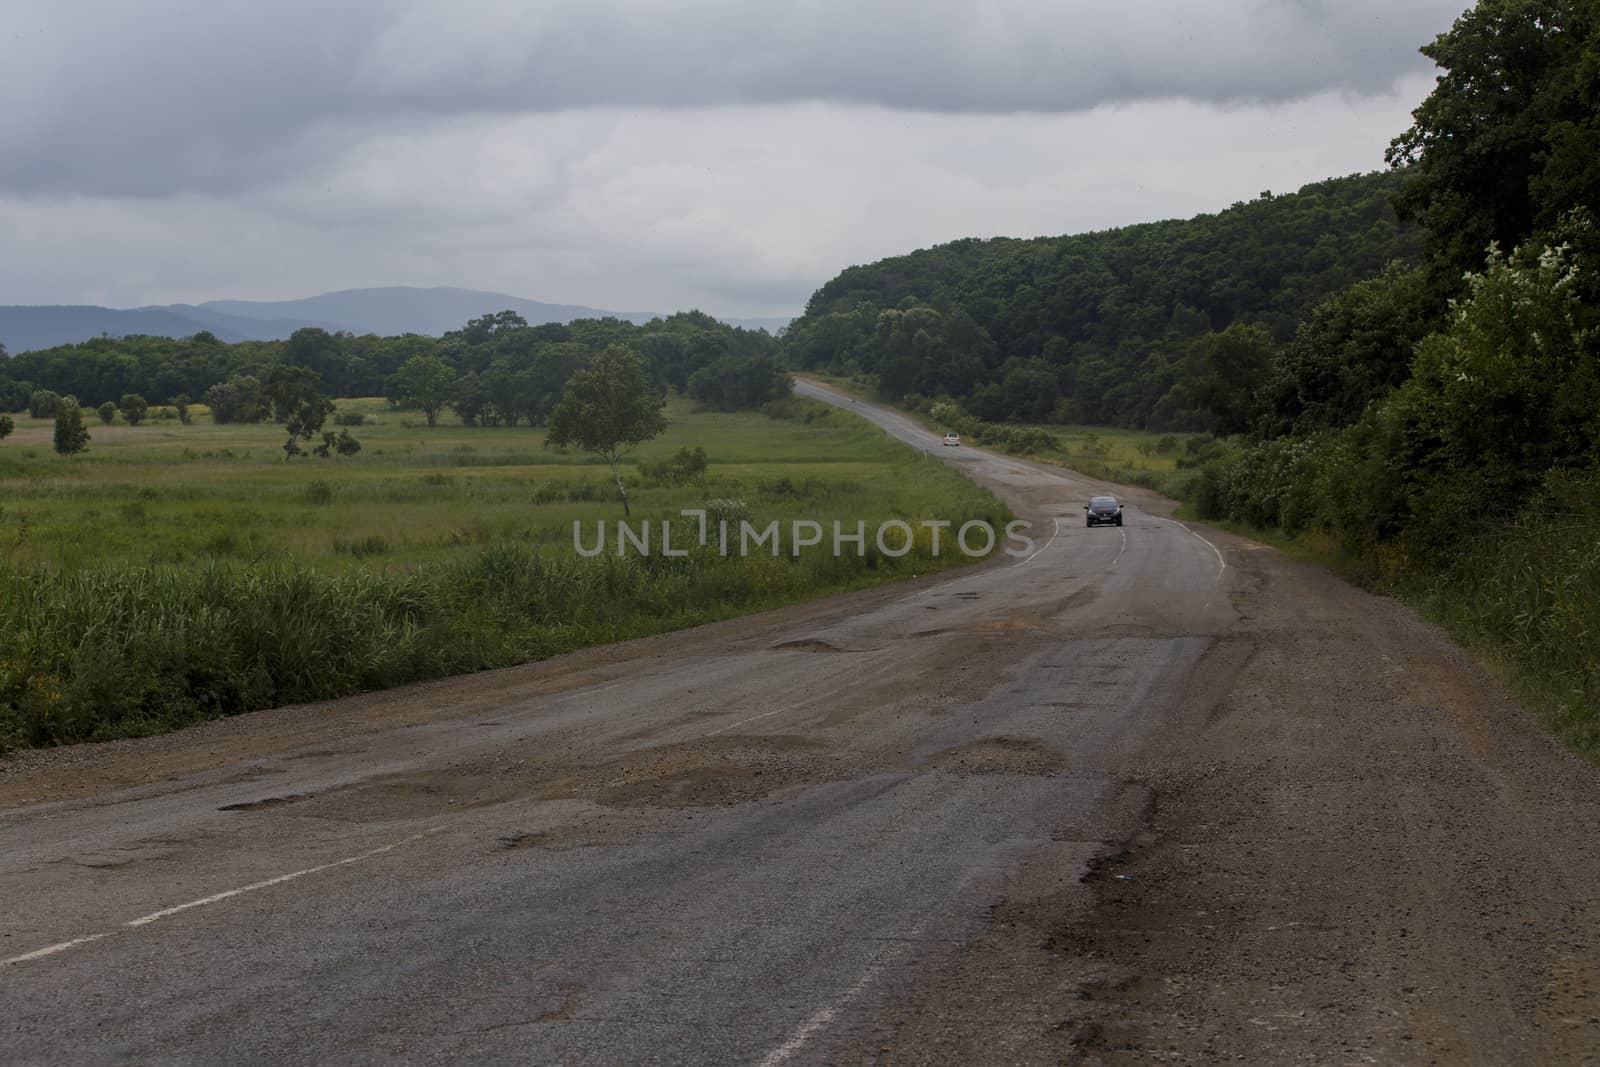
[782,0,1596,751]
[781,170,1422,429]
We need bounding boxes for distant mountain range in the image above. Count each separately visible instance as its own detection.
[0,287,793,353]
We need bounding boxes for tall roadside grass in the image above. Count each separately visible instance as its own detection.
[1399,499,1600,759]
[1,396,1011,751]
[0,510,1008,751]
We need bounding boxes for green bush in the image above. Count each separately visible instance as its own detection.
[119,393,149,426]
[640,446,708,485]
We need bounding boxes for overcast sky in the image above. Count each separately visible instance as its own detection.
[0,0,1466,318]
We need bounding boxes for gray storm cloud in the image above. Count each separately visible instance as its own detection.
[2,0,1462,197]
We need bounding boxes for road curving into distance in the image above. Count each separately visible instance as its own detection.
[2,381,1598,1064]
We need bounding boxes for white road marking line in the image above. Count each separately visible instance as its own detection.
[2,827,444,967]
[1112,526,1128,568]
[757,949,891,1067]
[701,707,789,738]
[127,828,443,927]
[1012,517,1061,567]
[1150,515,1227,579]
[2,933,111,967]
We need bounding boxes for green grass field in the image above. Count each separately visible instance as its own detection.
[0,396,1008,750]
[0,396,997,572]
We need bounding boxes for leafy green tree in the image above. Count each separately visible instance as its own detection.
[687,353,792,410]
[1194,324,1276,436]
[1255,265,1442,438]
[118,393,148,426]
[0,379,31,413]
[390,354,456,427]
[52,399,90,455]
[1388,0,1600,293]
[546,346,667,515]
[283,328,354,396]
[204,375,267,425]
[482,360,533,427]
[527,342,592,424]
[173,393,192,425]
[451,372,489,426]
[458,310,529,346]
[0,414,12,441]
[30,390,60,419]
[1394,239,1597,512]
[262,365,336,459]
[97,401,117,425]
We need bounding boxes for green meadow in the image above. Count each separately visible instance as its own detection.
[0,396,997,570]
[0,396,1007,750]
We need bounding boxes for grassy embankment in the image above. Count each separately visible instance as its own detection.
[0,396,1007,751]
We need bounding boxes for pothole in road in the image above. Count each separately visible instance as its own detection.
[771,638,845,653]
[541,734,842,810]
[218,792,316,811]
[282,734,848,822]
[930,738,1067,775]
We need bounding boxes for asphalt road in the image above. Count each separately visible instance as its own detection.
[3,381,1598,1065]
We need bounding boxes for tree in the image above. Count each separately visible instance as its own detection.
[1194,324,1276,436]
[119,393,148,426]
[1387,0,1600,293]
[262,365,336,459]
[1254,264,1441,438]
[451,372,489,426]
[97,401,117,425]
[687,353,793,410]
[30,390,60,419]
[283,328,353,395]
[546,346,668,515]
[457,310,529,346]
[0,379,30,413]
[0,414,12,441]
[204,375,266,425]
[1393,239,1598,510]
[173,393,192,425]
[390,354,456,427]
[53,399,90,455]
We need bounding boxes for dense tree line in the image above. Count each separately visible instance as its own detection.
[0,311,785,422]
[781,170,1420,429]
[1199,0,1600,561]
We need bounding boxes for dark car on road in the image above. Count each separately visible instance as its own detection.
[1085,495,1123,527]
